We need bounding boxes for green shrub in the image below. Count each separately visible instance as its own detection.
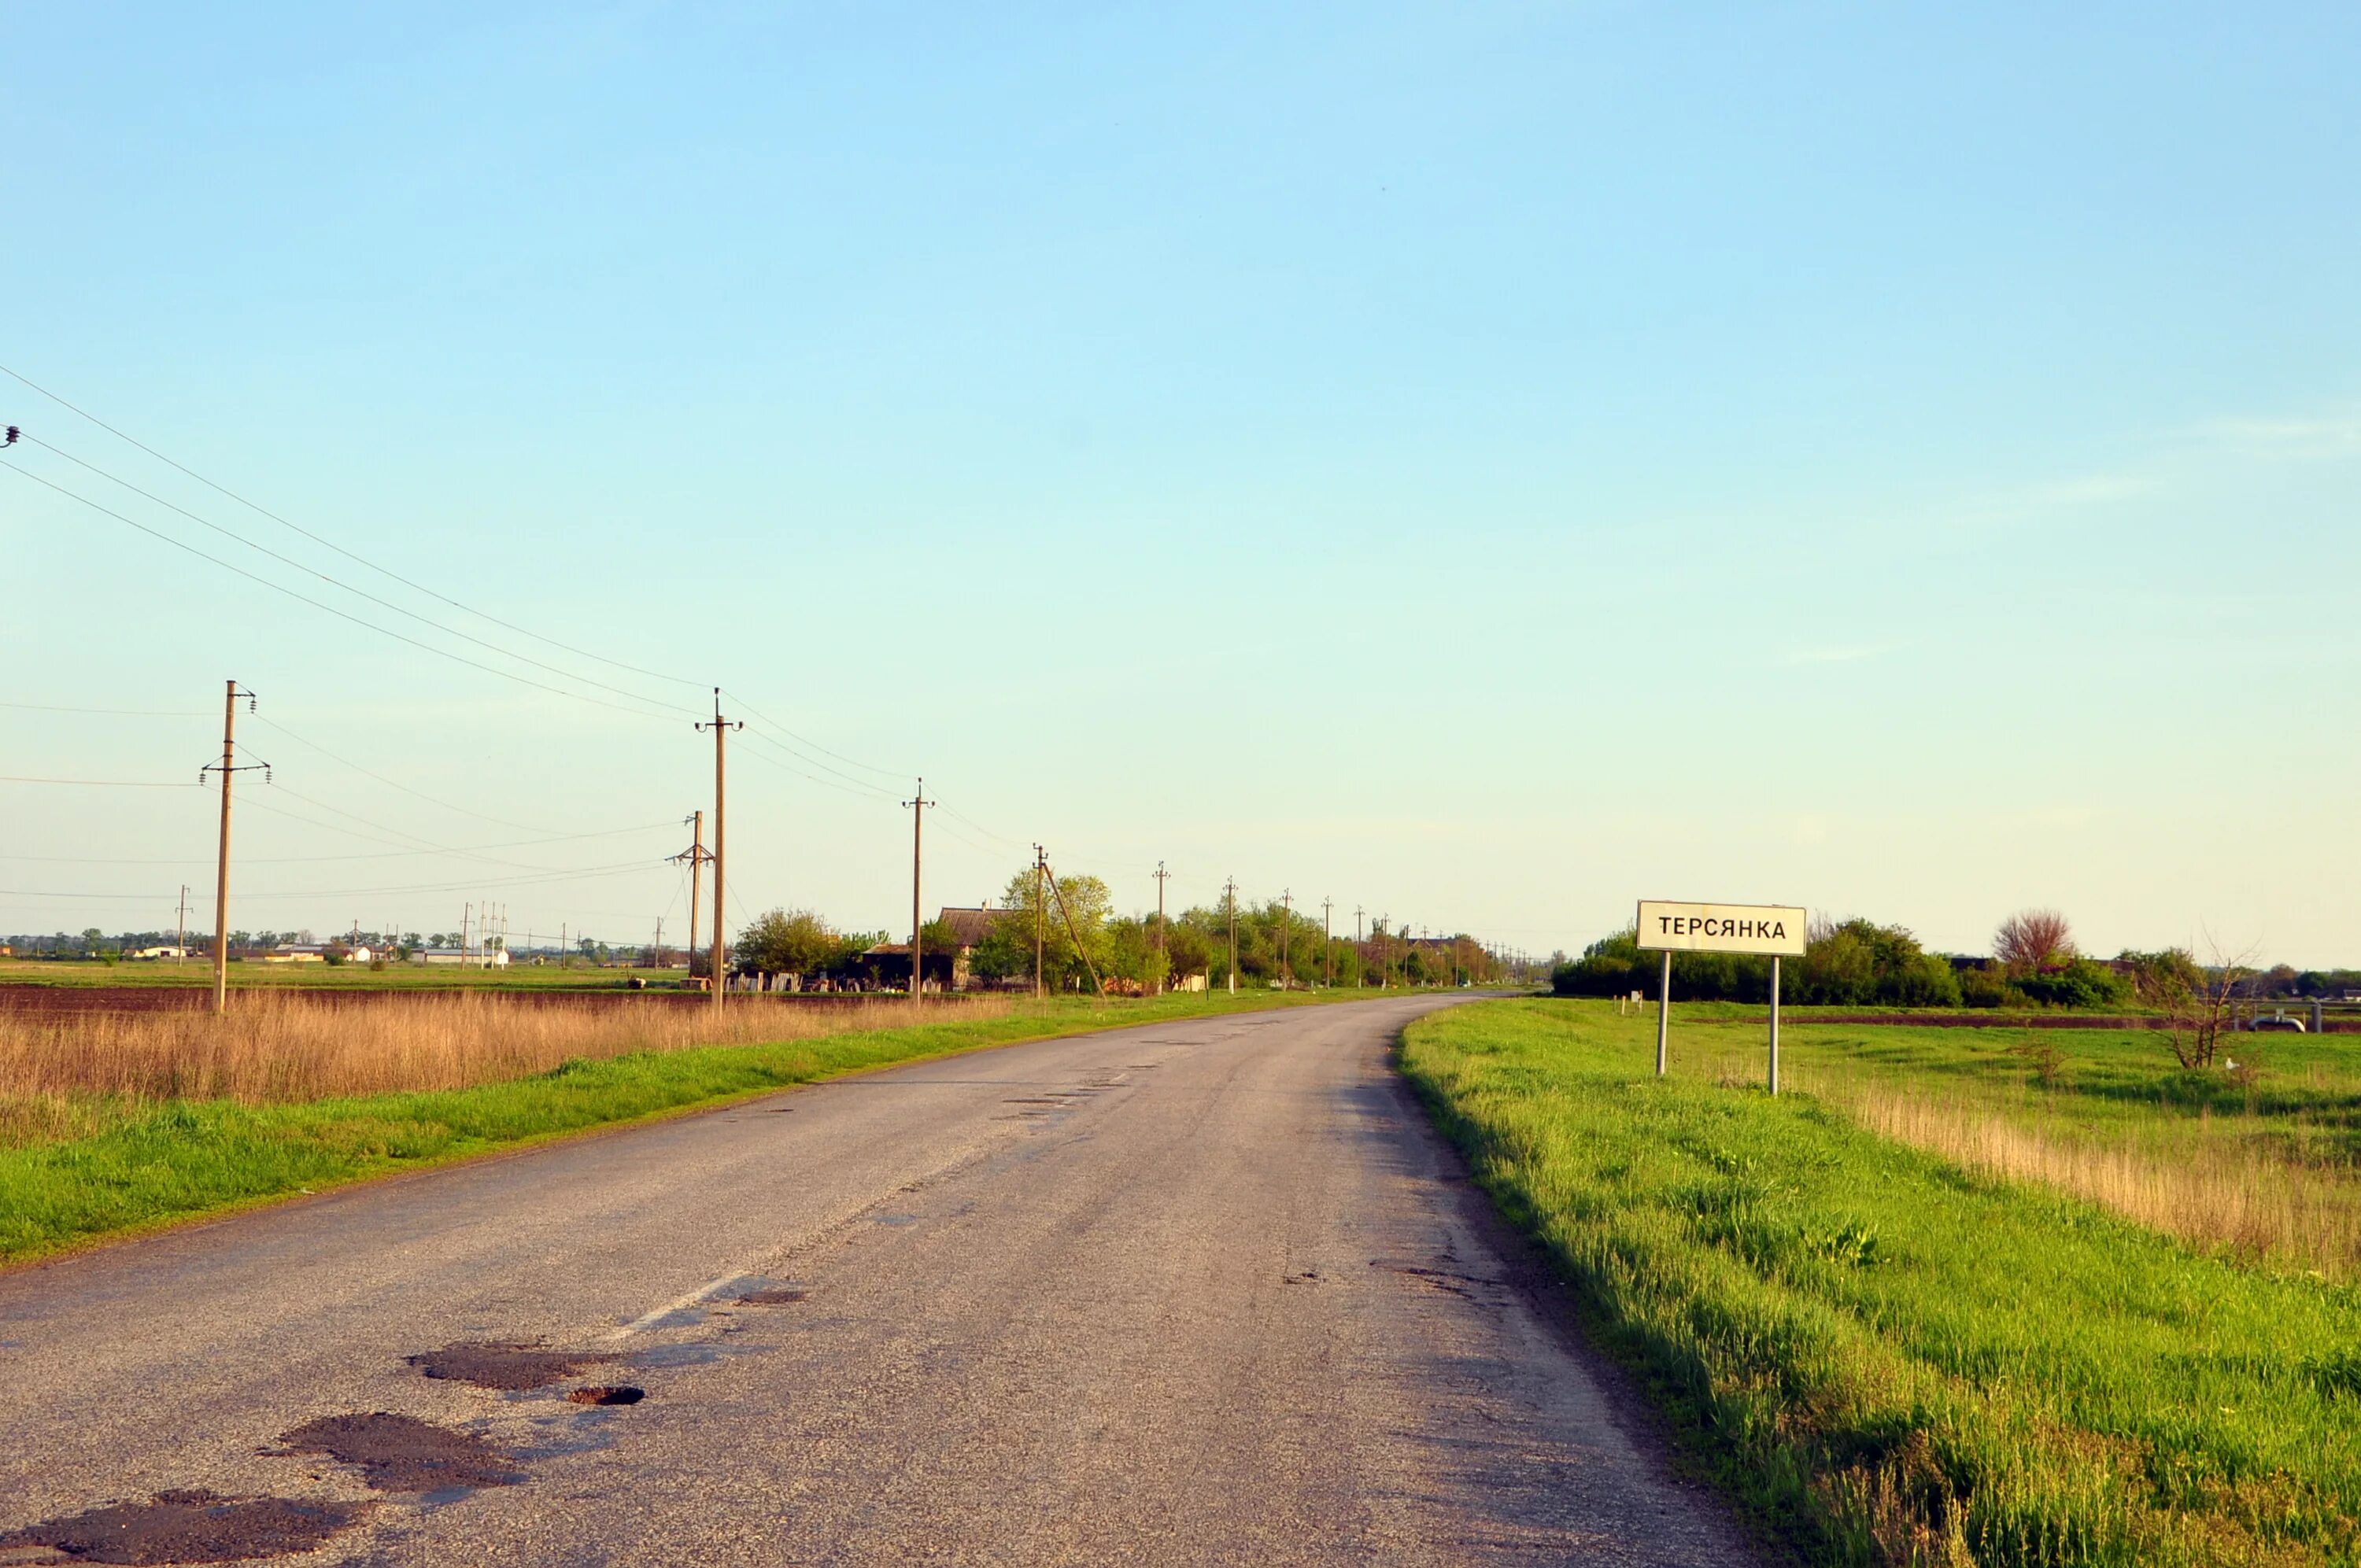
[2012,958,2131,1009]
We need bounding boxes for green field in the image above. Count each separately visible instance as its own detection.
[0,988,1376,1268]
[1401,998,2361,1566]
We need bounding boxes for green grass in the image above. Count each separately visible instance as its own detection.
[0,988,1380,1268]
[1400,998,2361,1566]
[1679,1002,2361,1176]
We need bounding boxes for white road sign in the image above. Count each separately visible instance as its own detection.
[1635,901,1807,957]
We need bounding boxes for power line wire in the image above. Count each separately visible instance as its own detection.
[249,714,604,836]
[0,821,675,866]
[720,688,909,783]
[21,434,696,716]
[1,360,707,691]
[0,461,687,724]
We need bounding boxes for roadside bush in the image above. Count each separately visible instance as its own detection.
[1958,963,2021,1009]
[1551,931,1772,1002]
[2013,958,2131,1010]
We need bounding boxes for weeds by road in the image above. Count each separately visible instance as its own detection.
[0,989,1012,1108]
[0,988,1384,1267]
[1401,997,2361,1566]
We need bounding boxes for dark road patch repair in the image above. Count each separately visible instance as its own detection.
[0,1489,362,1563]
[566,1385,645,1406]
[736,1287,807,1305]
[405,1341,615,1391]
[280,1412,524,1492]
[1371,1260,1502,1299]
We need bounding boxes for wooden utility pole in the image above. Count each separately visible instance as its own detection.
[1279,889,1292,991]
[1033,845,1046,998]
[1153,861,1171,994]
[1354,905,1364,988]
[176,884,189,966]
[1379,913,1391,988]
[671,812,711,987]
[1225,876,1238,994]
[1322,897,1333,988]
[696,692,741,1014]
[903,779,934,1004]
[199,681,263,1016]
[1042,857,1106,998]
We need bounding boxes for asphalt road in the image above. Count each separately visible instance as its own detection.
[0,995,1757,1566]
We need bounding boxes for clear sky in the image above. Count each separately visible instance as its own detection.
[3,2,2355,965]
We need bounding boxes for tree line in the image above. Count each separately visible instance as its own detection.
[730,863,1505,993]
[1548,907,2359,1009]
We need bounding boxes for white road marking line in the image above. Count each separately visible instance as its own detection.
[606,1270,754,1343]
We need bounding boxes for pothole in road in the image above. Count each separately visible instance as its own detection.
[404,1341,616,1391]
[1002,1098,1061,1105]
[0,1489,363,1563]
[736,1288,807,1305]
[566,1385,645,1407]
[280,1412,524,1492]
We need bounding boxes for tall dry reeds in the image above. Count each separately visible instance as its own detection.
[1827,1077,2361,1281]
[0,991,1011,1108]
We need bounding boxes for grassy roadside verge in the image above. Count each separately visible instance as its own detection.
[1398,998,2361,1567]
[0,989,1374,1269]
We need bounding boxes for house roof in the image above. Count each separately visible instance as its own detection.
[933,906,1006,947]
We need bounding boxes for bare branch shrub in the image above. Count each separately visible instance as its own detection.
[1993,909,2075,973]
[2126,937,2256,1070]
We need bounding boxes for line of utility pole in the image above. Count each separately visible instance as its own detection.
[696,690,740,1014]
[1225,876,1238,994]
[1153,860,1170,995]
[903,778,934,1003]
[671,811,711,984]
[1033,845,1046,998]
[198,681,264,1016]
[1279,889,1292,991]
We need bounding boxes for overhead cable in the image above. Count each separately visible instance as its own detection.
[0,360,706,691]
[0,462,685,724]
[21,434,696,717]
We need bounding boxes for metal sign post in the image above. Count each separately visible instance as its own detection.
[1636,900,1807,1092]
[1655,950,1671,1077]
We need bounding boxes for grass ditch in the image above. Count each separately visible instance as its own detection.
[1399,997,2361,1566]
[0,988,1374,1268]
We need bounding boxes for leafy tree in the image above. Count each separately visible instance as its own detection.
[737,908,842,976]
[985,862,1111,989]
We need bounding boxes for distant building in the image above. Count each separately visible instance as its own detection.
[412,947,509,968]
[131,946,190,961]
[262,945,327,964]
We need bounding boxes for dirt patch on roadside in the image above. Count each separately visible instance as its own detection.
[281,1411,523,1492]
[403,1340,615,1391]
[0,1489,361,1563]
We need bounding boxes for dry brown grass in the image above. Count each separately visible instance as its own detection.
[0,991,1013,1109]
[1823,1077,2361,1281]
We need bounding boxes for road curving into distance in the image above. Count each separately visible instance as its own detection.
[0,994,1757,1566]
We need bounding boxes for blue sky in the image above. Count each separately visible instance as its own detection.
[3,2,2355,964]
